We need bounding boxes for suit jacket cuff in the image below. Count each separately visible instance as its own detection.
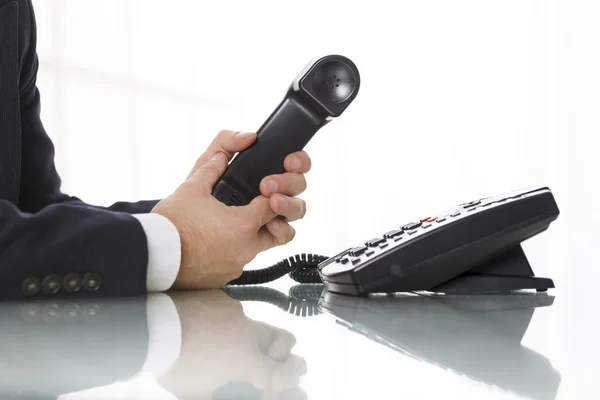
[133,213,181,292]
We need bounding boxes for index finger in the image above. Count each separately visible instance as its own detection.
[205,130,257,162]
[189,130,257,177]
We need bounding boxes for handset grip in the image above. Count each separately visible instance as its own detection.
[212,90,328,206]
[212,54,360,206]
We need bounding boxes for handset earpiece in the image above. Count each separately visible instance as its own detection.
[212,55,360,206]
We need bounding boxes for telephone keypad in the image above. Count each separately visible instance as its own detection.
[321,187,552,274]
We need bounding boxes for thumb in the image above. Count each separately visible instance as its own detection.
[189,152,229,193]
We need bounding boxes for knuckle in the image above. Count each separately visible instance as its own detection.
[217,129,232,140]
[200,163,217,172]
[193,156,204,168]
[201,158,225,172]
[200,158,219,170]
[271,194,284,213]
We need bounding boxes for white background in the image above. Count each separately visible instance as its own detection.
[30,0,599,398]
[32,0,598,285]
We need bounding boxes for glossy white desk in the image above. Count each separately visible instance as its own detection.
[0,277,593,399]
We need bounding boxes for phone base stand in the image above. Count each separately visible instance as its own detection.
[430,245,555,294]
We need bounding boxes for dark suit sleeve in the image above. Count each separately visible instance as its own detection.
[0,0,152,300]
[18,82,159,214]
[16,0,158,215]
[0,199,150,300]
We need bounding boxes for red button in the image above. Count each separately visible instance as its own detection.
[420,217,431,222]
[421,217,437,222]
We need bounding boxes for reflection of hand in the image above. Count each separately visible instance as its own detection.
[158,290,307,399]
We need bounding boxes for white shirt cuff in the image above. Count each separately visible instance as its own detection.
[133,213,181,292]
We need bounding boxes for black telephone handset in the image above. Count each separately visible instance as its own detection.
[212,55,360,206]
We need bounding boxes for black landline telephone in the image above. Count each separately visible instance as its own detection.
[216,55,560,296]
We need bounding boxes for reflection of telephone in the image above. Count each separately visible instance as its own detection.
[225,286,561,400]
[320,291,561,400]
[217,56,560,295]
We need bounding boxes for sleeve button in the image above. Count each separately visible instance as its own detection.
[63,273,83,293]
[42,274,62,295]
[21,277,41,297]
[83,273,102,292]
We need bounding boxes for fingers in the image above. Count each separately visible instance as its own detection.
[268,195,306,222]
[284,151,311,173]
[244,220,295,266]
[244,196,278,230]
[253,219,296,253]
[242,198,298,260]
[190,130,257,176]
[189,152,229,193]
[206,130,257,161]
[260,173,307,197]
[259,151,310,197]
[266,219,296,245]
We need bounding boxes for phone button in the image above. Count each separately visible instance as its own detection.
[383,229,403,239]
[349,246,367,257]
[402,222,422,230]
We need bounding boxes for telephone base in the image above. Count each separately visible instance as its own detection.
[430,245,554,294]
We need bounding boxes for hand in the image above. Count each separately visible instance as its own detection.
[158,290,307,399]
[151,130,312,289]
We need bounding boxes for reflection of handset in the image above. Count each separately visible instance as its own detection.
[212,55,360,206]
